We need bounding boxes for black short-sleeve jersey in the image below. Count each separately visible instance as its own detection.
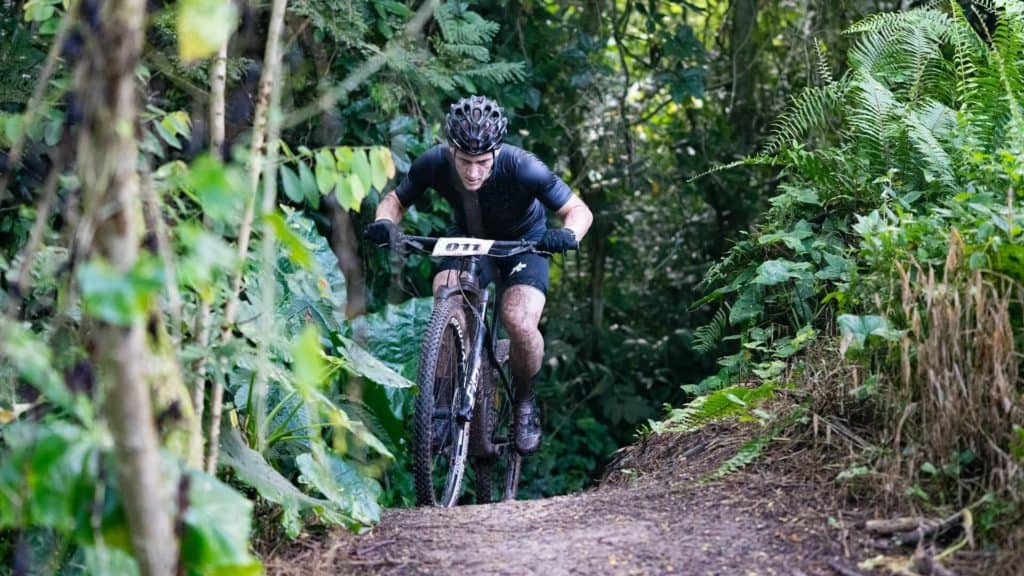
[394,144,573,241]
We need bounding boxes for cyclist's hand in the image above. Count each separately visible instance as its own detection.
[364,219,400,249]
[536,228,578,253]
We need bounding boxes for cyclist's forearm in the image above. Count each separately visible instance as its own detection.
[375,191,406,223]
[558,196,593,241]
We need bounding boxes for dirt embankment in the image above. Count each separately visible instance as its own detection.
[263,423,1006,576]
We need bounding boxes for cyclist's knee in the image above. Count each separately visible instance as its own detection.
[500,286,545,328]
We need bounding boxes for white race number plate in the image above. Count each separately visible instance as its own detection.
[431,237,495,257]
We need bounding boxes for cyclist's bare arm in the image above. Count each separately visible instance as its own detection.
[375,190,406,223]
[556,195,593,240]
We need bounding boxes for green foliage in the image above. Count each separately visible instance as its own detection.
[0,421,261,574]
[176,0,237,62]
[672,1,1024,534]
[706,404,807,481]
[282,144,395,213]
[218,424,346,537]
[77,256,164,326]
[0,319,89,423]
[836,313,901,354]
[692,307,728,355]
[185,154,247,226]
[649,383,776,435]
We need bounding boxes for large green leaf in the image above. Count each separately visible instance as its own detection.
[188,154,246,225]
[177,224,239,302]
[369,147,396,191]
[728,287,764,325]
[335,336,415,391]
[315,149,337,195]
[351,148,373,194]
[80,545,140,576]
[837,314,902,355]
[752,259,812,286]
[296,451,381,528]
[280,164,304,203]
[292,325,327,399]
[177,0,237,62]
[264,212,314,270]
[758,220,814,253]
[298,160,320,208]
[0,421,99,532]
[350,297,433,381]
[344,172,367,212]
[181,470,262,575]
[218,425,350,537]
[77,256,164,326]
[814,252,854,281]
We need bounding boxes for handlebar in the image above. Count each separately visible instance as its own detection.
[387,234,547,258]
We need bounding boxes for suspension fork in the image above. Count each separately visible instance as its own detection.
[455,257,489,423]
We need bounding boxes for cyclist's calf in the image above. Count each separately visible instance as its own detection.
[500,284,545,398]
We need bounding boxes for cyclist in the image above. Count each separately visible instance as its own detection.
[365,95,593,455]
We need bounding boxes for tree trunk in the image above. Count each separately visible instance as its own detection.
[198,34,231,474]
[730,0,759,151]
[323,194,368,319]
[75,0,175,572]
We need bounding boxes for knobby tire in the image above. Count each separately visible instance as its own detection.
[413,296,471,507]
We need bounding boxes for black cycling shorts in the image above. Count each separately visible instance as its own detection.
[438,252,550,296]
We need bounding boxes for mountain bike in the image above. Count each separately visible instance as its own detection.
[388,234,542,507]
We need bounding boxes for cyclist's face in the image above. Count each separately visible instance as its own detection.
[453,149,497,191]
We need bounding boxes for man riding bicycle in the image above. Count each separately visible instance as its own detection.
[365,95,593,455]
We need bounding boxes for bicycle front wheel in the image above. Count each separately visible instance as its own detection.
[413,296,471,507]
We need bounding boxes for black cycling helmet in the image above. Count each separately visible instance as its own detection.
[444,95,508,155]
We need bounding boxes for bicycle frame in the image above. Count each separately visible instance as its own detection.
[392,234,538,504]
[433,257,491,428]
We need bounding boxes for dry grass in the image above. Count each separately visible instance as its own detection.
[892,233,1024,504]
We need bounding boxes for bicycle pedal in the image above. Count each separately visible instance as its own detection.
[494,339,510,364]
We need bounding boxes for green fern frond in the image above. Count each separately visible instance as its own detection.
[814,38,834,85]
[704,404,808,481]
[708,434,771,480]
[438,43,492,63]
[988,2,1024,133]
[462,62,527,83]
[693,307,729,355]
[848,8,952,99]
[420,66,458,92]
[435,3,500,45]
[291,0,370,47]
[947,1,987,102]
[905,103,958,189]
[688,154,779,183]
[761,80,849,155]
[848,72,903,158]
[657,383,776,434]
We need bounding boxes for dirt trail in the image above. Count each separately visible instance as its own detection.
[265,424,860,576]
[309,483,832,575]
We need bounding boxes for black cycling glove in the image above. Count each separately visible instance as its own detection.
[364,220,400,249]
[537,228,578,254]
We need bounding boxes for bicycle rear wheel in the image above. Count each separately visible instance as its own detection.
[413,296,471,507]
[471,339,521,504]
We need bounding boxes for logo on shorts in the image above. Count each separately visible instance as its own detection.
[511,262,527,275]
